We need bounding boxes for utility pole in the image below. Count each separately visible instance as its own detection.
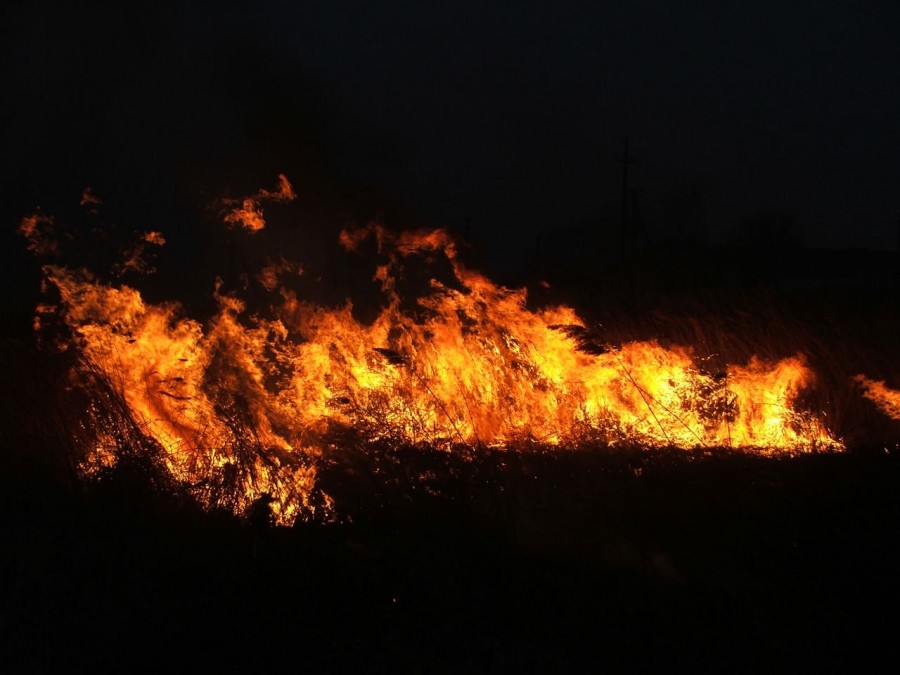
[620,137,633,257]
[632,188,644,249]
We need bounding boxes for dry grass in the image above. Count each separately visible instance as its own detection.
[562,283,900,448]
[3,276,899,525]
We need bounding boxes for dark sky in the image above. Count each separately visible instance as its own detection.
[3,1,900,275]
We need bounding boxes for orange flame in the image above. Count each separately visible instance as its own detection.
[115,230,167,276]
[856,375,900,420]
[35,216,844,521]
[19,213,60,256]
[257,258,303,292]
[223,174,296,233]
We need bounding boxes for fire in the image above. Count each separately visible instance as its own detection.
[22,180,847,523]
[18,212,60,256]
[43,265,320,524]
[222,173,296,233]
[116,230,167,276]
[856,376,900,420]
[80,187,102,209]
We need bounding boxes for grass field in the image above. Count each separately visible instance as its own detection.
[2,279,899,672]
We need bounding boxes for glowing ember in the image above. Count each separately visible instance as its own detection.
[21,178,849,523]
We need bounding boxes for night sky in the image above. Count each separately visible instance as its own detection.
[3,1,899,278]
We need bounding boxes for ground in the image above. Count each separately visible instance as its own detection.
[2,441,898,673]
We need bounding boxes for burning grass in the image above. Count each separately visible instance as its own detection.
[12,178,900,524]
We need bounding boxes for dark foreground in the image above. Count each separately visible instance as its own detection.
[2,442,899,674]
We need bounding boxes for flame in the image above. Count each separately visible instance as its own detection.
[19,212,60,256]
[856,375,900,420]
[258,258,303,292]
[116,230,167,276]
[44,265,321,523]
[33,213,845,522]
[143,231,166,246]
[223,174,296,233]
[80,187,102,208]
